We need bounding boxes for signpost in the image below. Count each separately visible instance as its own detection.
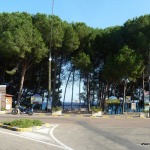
[126,96,131,103]
[144,91,150,111]
[31,94,42,104]
[131,103,136,111]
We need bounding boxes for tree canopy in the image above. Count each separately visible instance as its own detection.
[0,12,149,110]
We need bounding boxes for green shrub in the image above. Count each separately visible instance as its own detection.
[52,106,62,112]
[143,110,149,113]
[105,99,120,104]
[33,120,44,126]
[3,119,44,128]
[91,106,102,113]
[1,107,6,111]
[144,103,149,106]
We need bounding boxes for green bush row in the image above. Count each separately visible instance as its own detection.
[3,119,44,128]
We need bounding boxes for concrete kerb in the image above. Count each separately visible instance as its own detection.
[33,113,143,119]
[0,123,51,132]
[35,113,138,119]
[0,111,146,119]
[0,111,6,114]
[0,111,11,114]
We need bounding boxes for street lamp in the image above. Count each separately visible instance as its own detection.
[47,53,52,111]
[48,52,52,98]
[47,0,54,111]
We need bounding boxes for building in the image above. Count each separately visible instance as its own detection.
[0,85,13,110]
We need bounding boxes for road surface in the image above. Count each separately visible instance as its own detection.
[0,114,150,150]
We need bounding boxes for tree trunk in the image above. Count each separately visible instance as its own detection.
[79,73,81,110]
[92,87,95,106]
[99,81,103,109]
[142,71,145,109]
[37,67,42,92]
[87,73,90,111]
[17,62,27,104]
[52,55,57,107]
[100,83,108,112]
[58,57,63,102]
[123,82,127,113]
[71,68,75,110]
[103,83,108,112]
[63,68,72,110]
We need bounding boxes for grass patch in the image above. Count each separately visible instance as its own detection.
[2,119,44,128]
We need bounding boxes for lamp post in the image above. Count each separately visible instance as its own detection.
[47,0,54,111]
[47,54,52,111]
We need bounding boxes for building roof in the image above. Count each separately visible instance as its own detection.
[5,94,13,97]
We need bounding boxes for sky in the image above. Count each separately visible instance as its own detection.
[0,0,150,29]
[0,0,150,102]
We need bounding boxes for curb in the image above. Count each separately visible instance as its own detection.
[101,116,141,119]
[0,112,143,119]
[35,113,141,119]
[0,111,11,114]
[0,123,51,132]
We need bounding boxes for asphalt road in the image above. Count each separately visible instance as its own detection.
[0,114,150,150]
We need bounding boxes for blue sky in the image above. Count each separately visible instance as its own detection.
[0,0,150,29]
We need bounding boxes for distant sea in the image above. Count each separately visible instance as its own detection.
[41,101,87,110]
[62,102,87,109]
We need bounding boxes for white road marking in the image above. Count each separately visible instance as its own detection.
[0,125,73,150]
[20,132,52,141]
[49,124,74,150]
[34,128,50,134]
